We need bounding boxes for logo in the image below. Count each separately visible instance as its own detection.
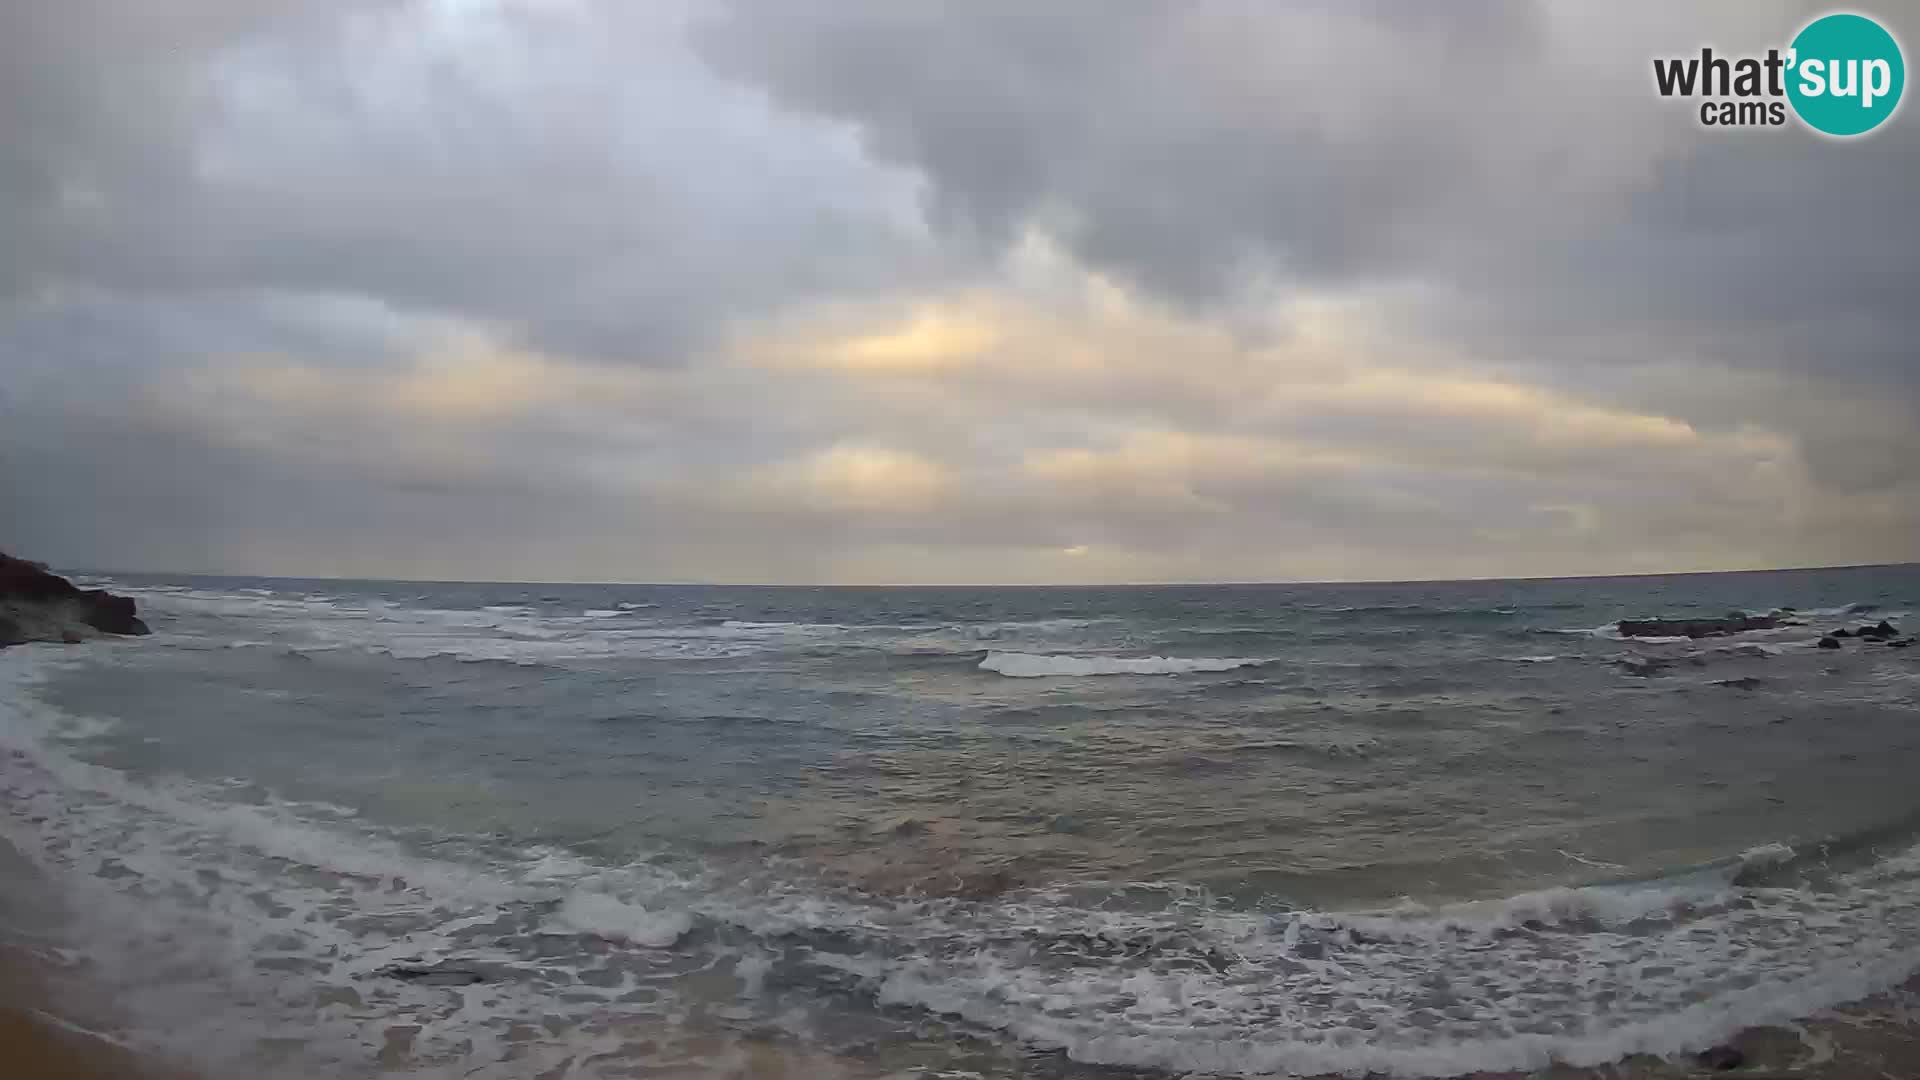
[1653,11,1905,136]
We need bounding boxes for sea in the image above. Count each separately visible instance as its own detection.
[3,565,1920,1079]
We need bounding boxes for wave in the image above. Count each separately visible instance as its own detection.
[878,953,1920,1078]
[1305,603,1521,621]
[979,652,1267,677]
[550,890,692,947]
[11,644,1920,1078]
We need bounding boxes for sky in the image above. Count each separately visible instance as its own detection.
[2,0,1916,585]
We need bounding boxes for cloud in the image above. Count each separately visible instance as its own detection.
[697,0,1920,473]
[2,1,1916,582]
[2,1,952,363]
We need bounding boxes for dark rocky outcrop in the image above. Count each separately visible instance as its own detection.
[0,551,150,645]
[1857,619,1900,641]
[1697,1044,1745,1070]
[1616,611,1789,639]
[376,964,489,987]
[1818,635,1843,650]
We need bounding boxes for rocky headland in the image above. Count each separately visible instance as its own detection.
[0,551,150,647]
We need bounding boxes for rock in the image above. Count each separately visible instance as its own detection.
[1831,627,1852,637]
[377,964,488,986]
[0,552,81,604]
[1817,635,1843,650]
[1712,677,1764,690]
[78,590,150,636]
[0,551,151,641]
[1616,612,1782,639]
[1695,1044,1744,1070]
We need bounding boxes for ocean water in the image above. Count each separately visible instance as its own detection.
[3,566,1920,1078]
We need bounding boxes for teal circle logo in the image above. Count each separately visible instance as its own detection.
[1787,13,1905,136]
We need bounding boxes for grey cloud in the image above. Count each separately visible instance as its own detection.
[696,0,1920,485]
[2,1,953,365]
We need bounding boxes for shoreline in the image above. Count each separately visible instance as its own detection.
[0,838,194,1080]
[5,808,1920,1078]
[6,812,1918,1080]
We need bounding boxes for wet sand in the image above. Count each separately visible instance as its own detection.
[0,1001,188,1080]
[0,837,189,1080]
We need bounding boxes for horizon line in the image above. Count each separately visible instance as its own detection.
[50,558,1920,591]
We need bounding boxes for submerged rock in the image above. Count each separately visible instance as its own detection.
[1712,677,1765,690]
[377,964,488,986]
[1818,635,1843,650]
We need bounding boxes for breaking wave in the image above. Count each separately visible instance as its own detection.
[979,652,1268,677]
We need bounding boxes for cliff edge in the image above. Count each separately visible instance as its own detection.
[0,552,150,646]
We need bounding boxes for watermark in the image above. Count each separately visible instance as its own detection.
[1653,11,1905,136]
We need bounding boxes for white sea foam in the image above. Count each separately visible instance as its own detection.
[979,652,1266,677]
[115,583,1147,669]
[551,891,693,947]
[123,584,861,664]
[1310,875,1735,941]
